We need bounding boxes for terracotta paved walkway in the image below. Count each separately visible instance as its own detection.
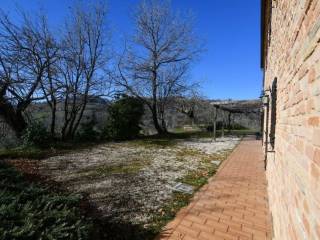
[157,137,272,240]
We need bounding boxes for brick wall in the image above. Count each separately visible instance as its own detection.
[262,0,320,239]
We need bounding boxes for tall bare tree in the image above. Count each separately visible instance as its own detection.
[117,0,202,134]
[0,2,111,139]
[60,2,109,139]
[0,11,58,136]
[38,16,61,138]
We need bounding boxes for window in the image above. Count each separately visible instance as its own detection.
[269,78,277,149]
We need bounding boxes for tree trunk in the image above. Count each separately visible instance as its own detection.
[61,91,70,140]
[66,110,77,139]
[0,100,27,137]
[189,111,195,126]
[50,99,57,138]
[150,68,166,135]
[71,83,91,139]
[161,117,167,133]
[191,117,195,126]
[71,102,87,139]
[151,107,164,134]
[61,122,68,140]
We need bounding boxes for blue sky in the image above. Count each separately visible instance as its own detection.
[1,0,262,100]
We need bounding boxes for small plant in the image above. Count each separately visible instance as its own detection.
[104,95,144,140]
[21,121,51,147]
[0,163,93,240]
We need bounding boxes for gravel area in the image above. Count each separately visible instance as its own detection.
[38,136,240,226]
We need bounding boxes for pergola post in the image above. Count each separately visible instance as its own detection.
[212,106,217,141]
[221,111,225,138]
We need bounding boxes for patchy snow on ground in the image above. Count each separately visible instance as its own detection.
[39,136,240,226]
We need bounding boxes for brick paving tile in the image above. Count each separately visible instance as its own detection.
[156,136,272,240]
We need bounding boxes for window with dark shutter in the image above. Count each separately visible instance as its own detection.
[269,78,277,149]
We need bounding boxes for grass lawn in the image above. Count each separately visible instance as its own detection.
[0,141,105,160]
[0,129,256,160]
[0,162,93,240]
[1,130,246,239]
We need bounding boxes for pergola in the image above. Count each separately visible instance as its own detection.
[209,102,262,141]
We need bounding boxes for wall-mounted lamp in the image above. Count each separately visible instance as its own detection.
[260,89,270,106]
[261,95,269,105]
[272,0,278,8]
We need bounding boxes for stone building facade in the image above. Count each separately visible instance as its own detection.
[261,0,320,239]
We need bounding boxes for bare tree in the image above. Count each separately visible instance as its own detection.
[38,16,61,138]
[0,2,111,140]
[117,0,202,134]
[59,2,109,140]
[0,11,57,136]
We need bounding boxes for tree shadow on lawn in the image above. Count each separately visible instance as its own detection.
[93,218,156,240]
[6,159,158,240]
[87,191,191,240]
[80,193,158,240]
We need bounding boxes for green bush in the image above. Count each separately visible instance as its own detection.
[76,117,100,142]
[21,121,51,147]
[0,163,92,240]
[104,95,144,140]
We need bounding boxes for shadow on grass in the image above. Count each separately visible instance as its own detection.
[0,140,104,160]
[86,191,191,240]
[3,160,159,240]
[79,192,158,240]
[92,219,157,240]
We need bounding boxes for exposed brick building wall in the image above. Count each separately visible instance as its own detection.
[262,0,320,239]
